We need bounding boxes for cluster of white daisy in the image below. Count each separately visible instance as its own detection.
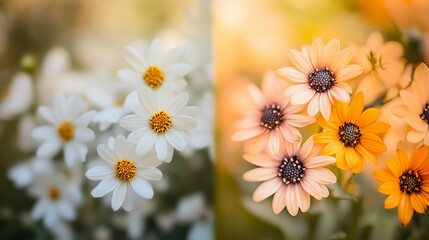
[6,36,213,239]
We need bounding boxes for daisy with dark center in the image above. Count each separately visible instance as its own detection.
[243,136,336,216]
[277,38,363,121]
[392,63,429,145]
[232,71,314,155]
[314,92,390,173]
[374,146,429,226]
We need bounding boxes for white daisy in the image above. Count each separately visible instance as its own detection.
[8,157,53,188]
[29,171,82,227]
[117,38,192,93]
[32,93,96,166]
[120,86,199,162]
[0,72,33,120]
[85,135,163,211]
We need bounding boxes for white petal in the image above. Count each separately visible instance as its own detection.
[122,185,135,211]
[57,201,75,220]
[148,38,163,64]
[137,87,158,113]
[97,144,117,165]
[173,116,198,130]
[74,128,95,142]
[44,207,58,227]
[32,126,56,140]
[165,129,186,151]
[177,106,199,117]
[86,165,114,180]
[74,142,88,162]
[64,143,77,166]
[166,63,192,76]
[114,135,129,158]
[75,110,96,126]
[155,137,168,160]
[137,168,163,181]
[38,106,58,124]
[130,177,154,199]
[123,46,147,71]
[31,200,46,219]
[112,183,127,211]
[37,139,61,158]
[91,177,119,197]
[135,132,158,155]
[120,114,147,131]
[127,128,150,143]
[167,92,189,115]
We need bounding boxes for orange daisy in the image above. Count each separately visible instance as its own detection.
[243,136,336,216]
[277,38,363,121]
[232,71,314,155]
[392,63,429,145]
[374,146,429,227]
[314,92,390,173]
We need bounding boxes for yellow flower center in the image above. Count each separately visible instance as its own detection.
[143,66,165,89]
[114,96,126,108]
[338,122,362,147]
[115,160,137,181]
[48,187,60,201]
[149,111,172,134]
[57,122,75,141]
[400,170,422,194]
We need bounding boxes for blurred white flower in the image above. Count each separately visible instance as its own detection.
[0,72,33,120]
[8,158,53,188]
[48,221,74,240]
[85,75,133,131]
[120,86,198,162]
[117,38,192,96]
[176,192,206,223]
[188,92,214,160]
[32,93,96,166]
[28,171,82,227]
[18,114,39,152]
[86,135,163,211]
[92,225,111,240]
[124,199,155,239]
[187,221,213,240]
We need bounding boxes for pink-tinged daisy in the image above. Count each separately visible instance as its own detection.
[392,63,429,145]
[243,136,337,216]
[277,38,363,121]
[231,71,314,155]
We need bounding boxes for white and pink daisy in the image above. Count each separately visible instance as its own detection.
[243,136,337,216]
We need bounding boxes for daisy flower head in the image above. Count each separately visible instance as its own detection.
[277,38,363,121]
[314,92,390,173]
[374,146,429,227]
[120,86,198,162]
[86,135,163,211]
[354,31,406,104]
[32,93,96,166]
[117,38,192,92]
[29,171,82,227]
[243,136,337,216]
[231,71,314,155]
[392,63,429,145]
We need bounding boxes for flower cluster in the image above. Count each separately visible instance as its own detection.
[233,35,429,227]
[6,36,212,239]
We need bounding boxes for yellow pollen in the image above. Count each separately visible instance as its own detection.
[48,187,60,201]
[115,160,137,181]
[143,66,165,89]
[114,96,126,107]
[149,111,172,134]
[57,122,75,141]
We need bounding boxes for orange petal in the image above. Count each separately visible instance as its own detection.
[316,115,338,132]
[350,92,364,120]
[379,181,400,195]
[272,185,287,214]
[345,147,358,169]
[374,169,398,182]
[384,190,402,209]
[361,122,390,135]
[360,134,387,152]
[336,101,350,122]
[335,147,349,170]
[243,168,277,182]
[314,132,338,144]
[398,193,414,227]
[356,144,377,165]
[350,154,364,173]
[357,108,381,126]
[410,193,427,214]
[409,146,429,171]
[321,141,343,156]
[252,178,282,202]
